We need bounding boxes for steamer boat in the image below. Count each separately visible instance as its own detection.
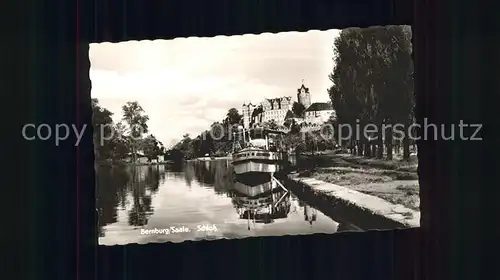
[231,126,290,176]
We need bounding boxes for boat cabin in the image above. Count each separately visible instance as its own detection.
[233,127,287,152]
[231,127,290,175]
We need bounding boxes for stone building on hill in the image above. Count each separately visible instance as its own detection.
[260,96,293,124]
[304,102,336,124]
[241,96,294,128]
[241,82,336,129]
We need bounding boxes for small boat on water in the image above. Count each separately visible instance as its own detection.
[231,127,290,176]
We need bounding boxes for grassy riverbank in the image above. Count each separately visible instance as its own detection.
[298,152,420,211]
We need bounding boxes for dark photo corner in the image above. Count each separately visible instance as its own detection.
[3,0,497,280]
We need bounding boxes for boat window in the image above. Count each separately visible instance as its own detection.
[249,129,265,139]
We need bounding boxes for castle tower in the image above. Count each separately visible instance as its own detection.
[241,102,249,128]
[297,81,312,109]
[241,102,255,128]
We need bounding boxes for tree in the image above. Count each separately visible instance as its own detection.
[361,26,414,159]
[319,122,337,150]
[327,26,414,160]
[190,136,203,158]
[165,148,185,162]
[219,109,242,144]
[140,134,163,162]
[283,130,304,152]
[225,108,243,126]
[91,98,115,161]
[290,120,301,135]
[122,101,149,163]
[263,120,279,130]
[383,26,414,159]
[292,102,306,118]
[157,141,165,157]
[109,122,130,161]
[199,131,215,156]
[283,118,293,129]
[178,133,195,159]
[328,28,364,155]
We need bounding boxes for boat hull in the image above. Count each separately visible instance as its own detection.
[231,149,289,176]
[233,161,284,175]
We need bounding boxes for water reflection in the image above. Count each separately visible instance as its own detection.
[97,160,346,245]
[231,176,291,229]
[97,165,164,236]
[304,205,317,225]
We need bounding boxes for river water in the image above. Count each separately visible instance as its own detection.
[97,159,351,245]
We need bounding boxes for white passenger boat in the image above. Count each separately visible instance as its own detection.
[231,127,290,176]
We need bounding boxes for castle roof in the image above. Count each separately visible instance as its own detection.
[251,106,263,117]
[297,84,310,93]
[265,96,292,103]
[242,101,256,106]
[304,102,333,112]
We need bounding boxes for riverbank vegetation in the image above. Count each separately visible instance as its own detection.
[328,25,415,160]
[92,99,165,164]
[167,108,249,161]
[298,152,419,210]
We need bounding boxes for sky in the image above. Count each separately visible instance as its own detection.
[89,29,341,147]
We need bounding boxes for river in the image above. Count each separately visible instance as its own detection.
[97,159,356,245]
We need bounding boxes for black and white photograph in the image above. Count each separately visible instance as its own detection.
[91,26,419,246]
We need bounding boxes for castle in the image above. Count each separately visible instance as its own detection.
[241,96,293,129]
[241,82,335,129]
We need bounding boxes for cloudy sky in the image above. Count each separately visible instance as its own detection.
[90,29,341,147]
